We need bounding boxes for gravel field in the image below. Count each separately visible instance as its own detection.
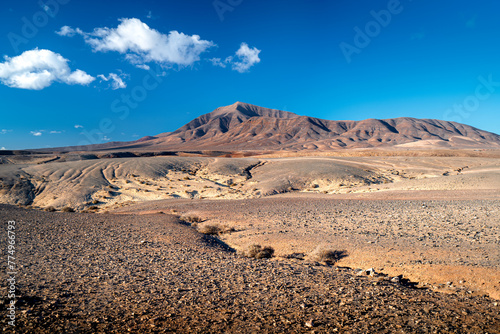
[115,195,500,300]
[2,205,499,333]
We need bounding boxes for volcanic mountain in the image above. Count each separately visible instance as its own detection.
[50,102,500,152]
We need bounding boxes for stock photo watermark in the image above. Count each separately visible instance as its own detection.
[443,74,500,123]
[78,65,165,147]
[6,220,17,327]
[8,0,70,54]
[213,0,243,22]
[339,0,412,64]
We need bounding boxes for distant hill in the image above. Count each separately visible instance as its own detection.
[43,102,500,152]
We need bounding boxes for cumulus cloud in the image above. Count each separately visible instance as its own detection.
[0,49,95,90]
[98,73,127,89]
[231,43,261,73]
[1,147,5,150]
[74,124,83,128]
[209,43,261,73]
[55,25,83,37]
[31,131,43,136]
[59,18,215,68]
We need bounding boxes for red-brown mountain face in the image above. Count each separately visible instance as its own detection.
[135,102,500,150]
[42,102,500,152]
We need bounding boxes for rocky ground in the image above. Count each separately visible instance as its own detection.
[114,194,500,301]
[1,205,499,333]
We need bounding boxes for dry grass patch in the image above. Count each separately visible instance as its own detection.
[244,244,275,259]
[198,224,221,235]
[308,246,348,264]
[180,214,202,223]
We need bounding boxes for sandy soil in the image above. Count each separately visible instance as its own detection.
[1,153,500,332]
[1,205,499,333]
[113,194,500,301]
[1,155,499,211]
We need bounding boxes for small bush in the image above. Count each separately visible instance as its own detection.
[180,214,202,223]
[198,224,221,235]
[61,206,74,212]
[309,246,347,264]
[221,225,236,234]
[44,206,56,212]
[245,244,274,259]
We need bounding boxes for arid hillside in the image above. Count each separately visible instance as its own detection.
[33,102,500,153]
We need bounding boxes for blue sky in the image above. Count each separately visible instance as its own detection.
[1,0,500,149]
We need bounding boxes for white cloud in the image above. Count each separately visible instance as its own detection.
[49,130,62,134]
[74,124,83,128]
[209,43,261,73]
[135,64,150,70]
[31,131,43,136]
[59,18,215,68]
[0,49,95,90]
[1,129,12,135]
[0,147,5,150]
[97,73,127,89]
[103,135,111,141]
[232,43,261,73]
[209,57,228,68]
[55,25,83,37]
[147,11,152,19]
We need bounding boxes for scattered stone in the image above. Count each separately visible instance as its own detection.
[305,319,315,328]
[391,275,403,283]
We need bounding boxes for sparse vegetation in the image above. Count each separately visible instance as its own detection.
[180,214,202,223]
[44,206,56,212]
[309,246,347,264]
[198,224,221,235]
[61,206,75,212]
[244,244,275,259]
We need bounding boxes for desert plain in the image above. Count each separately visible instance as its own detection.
[1,147,500,333]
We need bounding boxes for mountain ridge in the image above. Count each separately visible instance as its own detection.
[33,102,500,152]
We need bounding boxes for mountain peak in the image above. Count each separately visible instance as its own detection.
[213,102,299,119]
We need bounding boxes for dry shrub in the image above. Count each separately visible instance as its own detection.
[221,225,236,234]
[198,224,221,235]
[245,244,275,259]
[180,214,202,223]
[309,246,347,264]
[61,206,74,212]
[44,206,56,212]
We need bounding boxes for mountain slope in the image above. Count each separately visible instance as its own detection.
[38,102,500,152]
[139,102,500,150]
